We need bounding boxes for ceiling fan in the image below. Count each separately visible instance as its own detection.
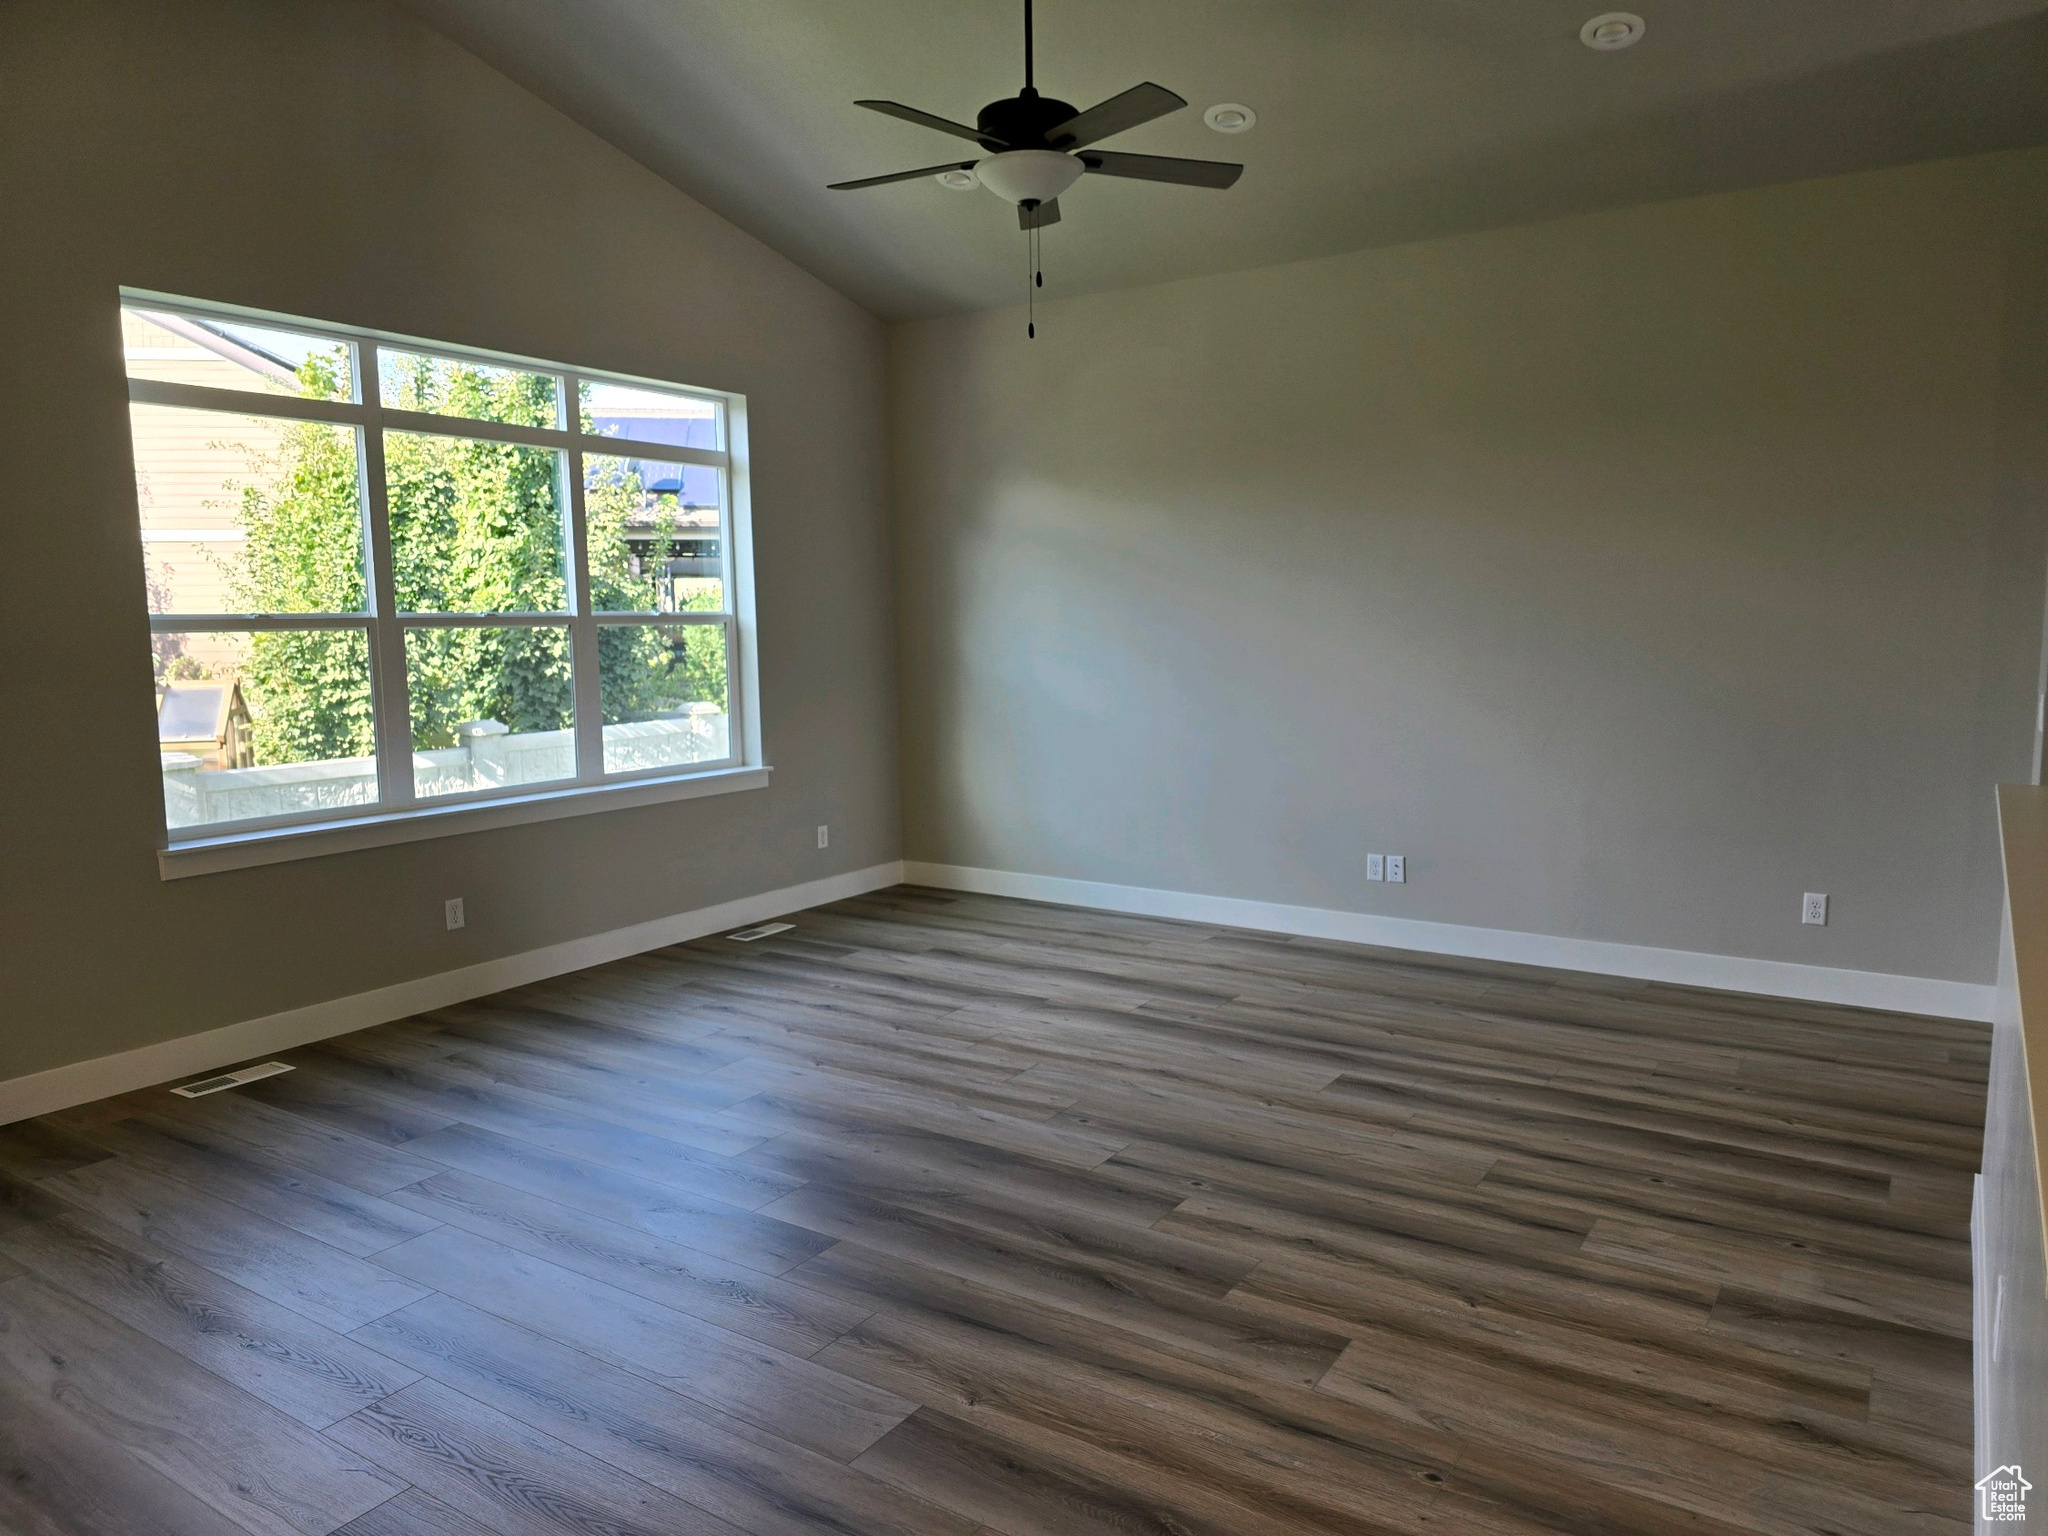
[827,0,1244,235]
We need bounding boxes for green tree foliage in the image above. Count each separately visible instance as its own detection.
[224,353,726,768]
[225,350,374,764]
[582,453,729,727]
[383,358,571,748]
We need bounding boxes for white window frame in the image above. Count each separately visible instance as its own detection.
[127,289,767,879]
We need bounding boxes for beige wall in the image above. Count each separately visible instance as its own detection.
[891,149,2048,985]
[6,1,2044,1095]
[0,0,899,1081]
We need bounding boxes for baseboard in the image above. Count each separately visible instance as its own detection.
[1972,1170,1990,1510]
[14,853,1986,1127]
[902,860,1995,1022]
[0,861,905,1127]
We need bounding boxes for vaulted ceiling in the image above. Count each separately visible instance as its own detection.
[401,0,2048,319]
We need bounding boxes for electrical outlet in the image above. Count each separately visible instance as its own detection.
[445,897,465,931]
[817,825,830,849]
[1802,892,1827,926]
[1366,854,1384,882]
[1386,855,1406,884]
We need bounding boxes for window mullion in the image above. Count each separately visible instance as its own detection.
[380,405,575,452]
[563,374,604,784]
[358,343,415,811]
[718,464,737,618]
[721,614,741,767]
[126,377,368,427]
[572,432,724,468]
[148,612,372,632]
[725,395,760,771]
[717,463,742,766]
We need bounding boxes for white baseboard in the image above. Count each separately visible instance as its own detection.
[12,853,1986,1127]
[1972,1170,1990,1507]
[902,861,1995,1022]
[0,861,905,1127]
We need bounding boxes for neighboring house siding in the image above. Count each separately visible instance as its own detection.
[128,312,292,678]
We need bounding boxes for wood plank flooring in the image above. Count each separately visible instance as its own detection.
[0,885,1986,1535]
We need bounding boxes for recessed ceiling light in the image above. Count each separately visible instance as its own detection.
[1581,12,1644,50]
[1203,103,1256,134]
[936,168,978,189]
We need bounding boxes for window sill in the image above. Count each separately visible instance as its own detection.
[158,765,772,879]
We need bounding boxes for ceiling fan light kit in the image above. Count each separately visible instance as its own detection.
[829,0,1245,336]
[974,149,1084,207]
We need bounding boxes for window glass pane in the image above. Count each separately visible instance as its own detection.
[379,351,561,428]
[123,308,354,401]
[583,454,724,613]
[599,622,730,774]
[579,380,721,452]
[130,404,366,615]
[157,630,376,828]
[407,625,574,798]
[385,432,568,613]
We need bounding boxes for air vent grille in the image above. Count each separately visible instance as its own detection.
[726,922,795,942]
[169,1061,294,1098]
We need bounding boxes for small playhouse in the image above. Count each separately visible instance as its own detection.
[157,678,255,769]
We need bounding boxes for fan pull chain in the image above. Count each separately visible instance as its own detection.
[1024,223,1044,339]
[1027,223,1036,338]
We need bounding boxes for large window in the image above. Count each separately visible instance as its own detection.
[125,295,753,857]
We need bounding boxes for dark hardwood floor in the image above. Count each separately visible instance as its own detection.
[0,885,1986,1535]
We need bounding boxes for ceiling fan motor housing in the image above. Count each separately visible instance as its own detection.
[975,89,1079,150]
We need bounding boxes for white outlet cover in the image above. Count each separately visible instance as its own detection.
[1387,855,1406,884]
[445,897,466,930]
[1802,892,1827,925]
[817,825,830,849]
[1366,854,1384,881]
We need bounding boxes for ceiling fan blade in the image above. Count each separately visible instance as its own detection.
[1079,150,1242,189]
[1018,198,1061,230]
[855,100,1004,147]
[1047,82,1186,149]
[829,161,978,191]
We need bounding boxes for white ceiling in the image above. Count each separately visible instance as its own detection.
[401,0,2048,319]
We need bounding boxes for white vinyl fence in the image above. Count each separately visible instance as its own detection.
[162,707,728,828]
